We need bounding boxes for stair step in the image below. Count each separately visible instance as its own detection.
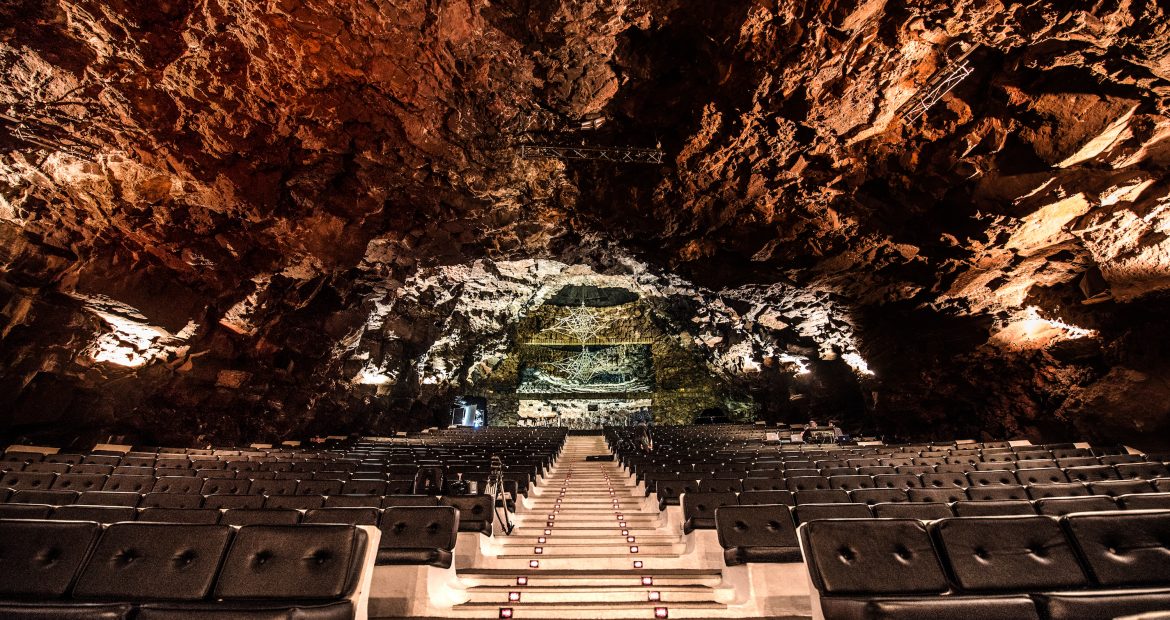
[463,584,725,603]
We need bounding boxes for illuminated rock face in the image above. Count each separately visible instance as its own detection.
[1,2,1169,445]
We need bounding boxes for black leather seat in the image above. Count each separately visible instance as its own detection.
[10,489,79,505]
[247,479,298,496]
[801,518,1039,619]
[304,508,381,525]
[1015,468,1068,485]
[715,504,800,565]
[952,500,1035,516]
[794,503,871,524]
[873,473,922,489]
[794,489,850,505]
[52,474,109,492]
[1086,479,1154,497]
[381,494,442,508]
[907,487,967,503]
[51,505,138,522]
[1037,511,1170,619]
[78,491,141,507]
[654,479,698,509]
[871,502,952,519]
[1034,496,1117,516]
[441,495,494,535]
[849,488,907,505]
[682,491,738,533]
[1026,482,1090,499]
[0,503,54,519]
[202,495,265,509]
[921,472,967,489]
[137,508,221,524]
[932,516,1088,592]
[0,519,102,597]
[740,477,788,492]
[737,490,793,505]
[966,485,1028,501]
[73,523,233,601]
[264,495,325,509]
[325,495,384,508]
[219,508,301,526]
[377,506,458,567]
[1118,492,1170,510]
[151,477,202,495]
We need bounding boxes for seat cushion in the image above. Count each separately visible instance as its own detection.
[214,525,365,600]
[1118,492,1170,510]
[220,509,302,526]
[134,600,355,620]
[801,519,949,595]
[0,603,133,619]
[724,545,802,565]
[379,506,459,555]
[138,508,222,524]
[1036,589,1170,620]
[820,595,1039,620]
[376,547,453,568]
[952,500,1035,517]
[73,523,233,600]
[1063,511,1170,587]
[0,519,102,597]
[51,505,138,523]
[440,495,493,533]
[1034,496,1117,516]
[871,502,952,519]
[736,490,793,505]
[715,504,798,551]
[932,516,1088,592]
[794,503,871,524]
[303,508,380,525]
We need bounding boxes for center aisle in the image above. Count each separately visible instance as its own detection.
[451,434,733,619]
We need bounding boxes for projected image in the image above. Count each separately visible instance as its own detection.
[450,396,487,428]
[518,345,653,394]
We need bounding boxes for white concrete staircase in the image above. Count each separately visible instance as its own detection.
[449,435,735,619]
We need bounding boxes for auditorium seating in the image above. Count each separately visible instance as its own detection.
[798,512,1170,620]
[0,519,377,619]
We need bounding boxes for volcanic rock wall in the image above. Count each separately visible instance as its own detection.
[1,1,1169,447]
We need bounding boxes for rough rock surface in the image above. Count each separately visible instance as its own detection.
[1,1,1169,447]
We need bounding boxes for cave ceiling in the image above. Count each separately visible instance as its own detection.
[1,0,1170,447]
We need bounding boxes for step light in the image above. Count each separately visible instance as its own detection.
[499,608,514,618]
[544,529,552,535]
[529,560,540,568]
[641,576,653,585]
[648,591,661,602]
[537,536,546,543]
[508,592,521,602]
[516,577,528,586]
[534,547,544,554]
[622,529,629,536]
[633,560,644,569]
[627,536,636,543]
[630,545,639,553]
[654,606,669,618]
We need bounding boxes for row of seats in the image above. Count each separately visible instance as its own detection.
[655,478,1170,510]
[0,493,495,533]
[0,519,371,619]
[800,511,1170,620]
[687,491,1170,534]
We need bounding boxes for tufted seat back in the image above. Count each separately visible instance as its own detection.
[213,525,366,601]
[715,504,800,565]
[802,518,949,595]
[440,495,494,534]
[682,492,738,533]
[1016,468,1068,485]
[0,520,101,597]
[737,490,793,506]
[73,523,232,600]
[1063,511,1170,587]
[932,516,1088,592]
